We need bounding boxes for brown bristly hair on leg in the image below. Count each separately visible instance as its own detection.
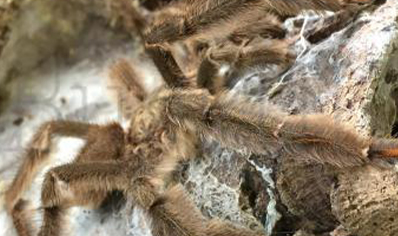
[5,1,386,235]
[197,39,295,93]
[5,122,56,213]
[164,89,398,168]
[38,207,68,236]
[5,121,126,236]
[10,200,36,236]
[145,0,372,45]
[278,114,372,168]
[165,90,285,155]
[109,58,147,101]
[206,219,264,236]
[145,44,193,88]
[148,184,207,236]
[228,13,286,44]
[145,0,265,44]
[4,121,112,214]
[108,58,147,118]
[259,0,371,16]
[213,40,294,91]
[126,176,207,236]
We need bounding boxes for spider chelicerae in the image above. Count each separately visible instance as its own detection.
[4,0,394,236]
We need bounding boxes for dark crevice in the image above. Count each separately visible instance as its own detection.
[0,86,10,115]
[140,0,173,11]
[97,191,126,216]
[392,122,398,137]
[390,87,398,137]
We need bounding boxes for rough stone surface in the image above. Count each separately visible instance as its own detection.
[276,157,338,233]
[268,1,398,235]
[187,1,398,235]
[294,230,316,236]
[331,166,398,236]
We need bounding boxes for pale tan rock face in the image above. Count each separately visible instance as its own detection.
[228,0,398,235]
[276,157,338,233]
[270,1,398,235]
[331,166,398,236]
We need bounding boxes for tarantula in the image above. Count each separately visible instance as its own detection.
[4,0,394,235]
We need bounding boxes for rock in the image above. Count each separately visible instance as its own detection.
[191,0,398,235]
[276,157,338,232]
[0,0,148,235]
[269,0,398,235]
[294,230,316,236]
[330,225,353,236]
[331,166,398,236]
